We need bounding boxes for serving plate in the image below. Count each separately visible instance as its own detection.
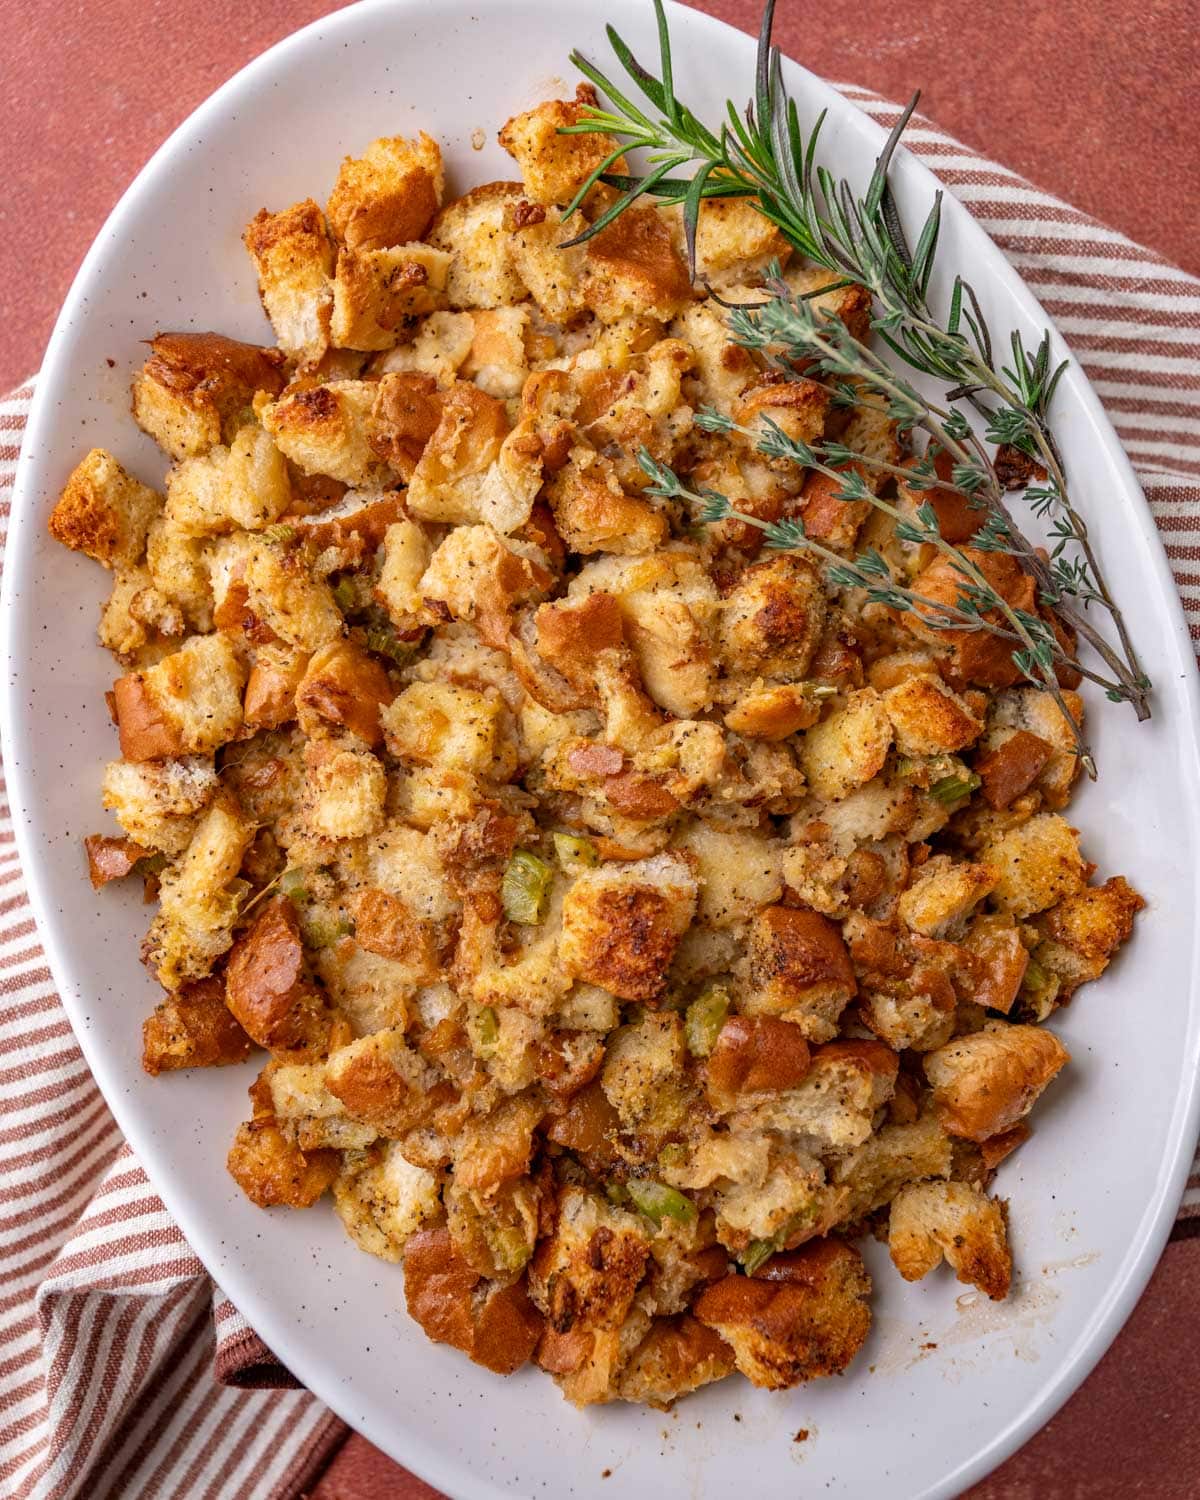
[4,1,1200,1495]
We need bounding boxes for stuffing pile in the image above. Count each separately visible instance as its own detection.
[50,86,1142,1408]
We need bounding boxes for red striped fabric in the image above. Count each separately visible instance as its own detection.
[0,86,1198,1497]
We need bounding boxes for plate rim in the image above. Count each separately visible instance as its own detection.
[3,1,1200,1496]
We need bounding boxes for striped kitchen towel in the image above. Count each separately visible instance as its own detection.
[1,85,1199,1500]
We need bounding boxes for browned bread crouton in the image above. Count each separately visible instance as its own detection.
[616,1314,736,1408]
[498,87,627,208]
[901,548,1038,692]
[581,205,692,323]
[798,688,893,803]
[325,1027,445,1136]
[262,380,388,487]
[404,1225,544,1374]
[326,132,444,250]
[924,1022,1069,1141]
[48,448,161,569]
[733,376,831,467]
[243,199,335,360]
[719,553,826,681]
[227,1116,339,1208]
[333,1142,442,1261]
[352,888,439,981]
[243,648,309,732]
[694,1239,871,1389]
[545,449,669,557]
[888,1179,1012,1300]
[101,755,218,854]
[737,1038,898,1150]
[979,812,1087,918]
[330,243,450,350]
[601,1011,689,1133]
[295,638,395,749]
[743,905,856,1041]
[452,1090,545,1192]
[302,736,387,840]
[142,974,254,1074]
[786,266,873,343]
[687,196,792,288]
[705,1016,812,1110]
[428,181,528,309]
[113,632,246,760]
[418,523,553,649]
[882,674,984,758]
[225,897,333,1059]
[529,1186,650,1334]
[369,373,444,482]
[165,424,292,536]
[561,853,697,1001]
[961,913,1030,1013]
[132,332,286,460]
[973,729,1054,811]
[831,1114,954,1220]
[1033,875,1144,996]
[897,853,999,940]
[84,833,151,889]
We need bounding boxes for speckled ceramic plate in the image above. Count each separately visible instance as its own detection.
[4,1,1200,1495]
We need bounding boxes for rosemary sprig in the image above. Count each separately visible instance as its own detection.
[561,0,1151,765]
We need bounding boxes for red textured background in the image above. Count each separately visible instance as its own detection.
[7,1,1199,1495]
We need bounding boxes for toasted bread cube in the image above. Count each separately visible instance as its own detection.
[418,524,552,647]
[381,680,505,776]
[897,853,999,939]
[146,794,254,988]
[461,307,532,399]
[704,1016,812,1111]
[243,539,343,652]
[295,638,394,748]
[267,1061,377,1150]
[325,1027,442,1136]
[145,516,214,630]
[508,206,590,323]
[546,448,668,557]
[452,1090,545,1192]
[733,376,831,469]
[326,132,444,250]
[243,199,335,361]
[983,687,1086,810]
[165,424,292,536]
[735,1038,898,1150]
[330,243,450,350]
[334,1142,442,1261]
[601,1011,688,1131]
[674,821,781,927]
[888,1180,1011,1300]
[428,181,528,309]
[113,632,246,760]
[743,905,856,1041]
[561,853,697,1001]
[374,309,476,387]
[581,205,692,324]
[101,755,218,854]
[369,373,444,481]
[925,1022,1069,1141]
[132,332,286,460]
[227,1116,339,1208]
[142,974,253,1074]
[529,1186,650,1334]
[351,888,439,983]
[719,553,826,681]
[262,379,387,487]
[84,832,151,889]
[830,1114,953,1220]
[672,302,758,414]
[785,265,872,343]
[695,1240,871,1390]
[375,519,433,631]
[243,646,309,731]
[225,896,334,1058]
[405,383,542,534]
[616,1315,735,1409]
[302,737,386,840]
[979,812,1087,918]
[498,87,627,207]
[688,196,791,287]
[882,674,984,758]
[798,688,893,803]
[405,1225,543,1375]
[98,566,186,659]
[1032,875,1144,996]
[48,448,161,569]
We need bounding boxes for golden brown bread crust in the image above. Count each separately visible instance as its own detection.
[583,204,692,322]
[705,1016,812,1109]
[226,1116,339,1208]
[48,448,161,570]
[352,889,439,978]
[225,898,332,1060]
[326,133,443,251]
[113,670,183,760]
[902,549,1039,691]
[962,915,1029,1014]
[295,639,394,748]
[888,1179,1012,1300]
[141,974,254,1074]
[925,1024,1069,1142]
[369,372,445,480]
[616,1314,736,1408]
[694,1239,871,1389]
[403,1226,544,1374]
[243,652,309,731]
[745,905,857,1037]
[85,833,151,889]
[974,729,1054,810]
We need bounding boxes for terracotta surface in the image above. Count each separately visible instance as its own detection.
[8,1,1198,1496]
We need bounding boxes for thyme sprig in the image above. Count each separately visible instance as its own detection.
[561,0,1151,769]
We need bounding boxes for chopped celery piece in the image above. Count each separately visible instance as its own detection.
[741,1239,775,1275]
[477,1006,500,1055]
[929,770,981,805]
[685,984,730,1058]
[364,623,415,666]
[626,1179,696,1226]
[332,577,359,612]
[263,523,295,545]
[491,1226,531,1272]
[502,850,553,924]
[552,832,599,868]
[605,1182,631,1208]
[279,867,310,905]
[658,1142,687,1169]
